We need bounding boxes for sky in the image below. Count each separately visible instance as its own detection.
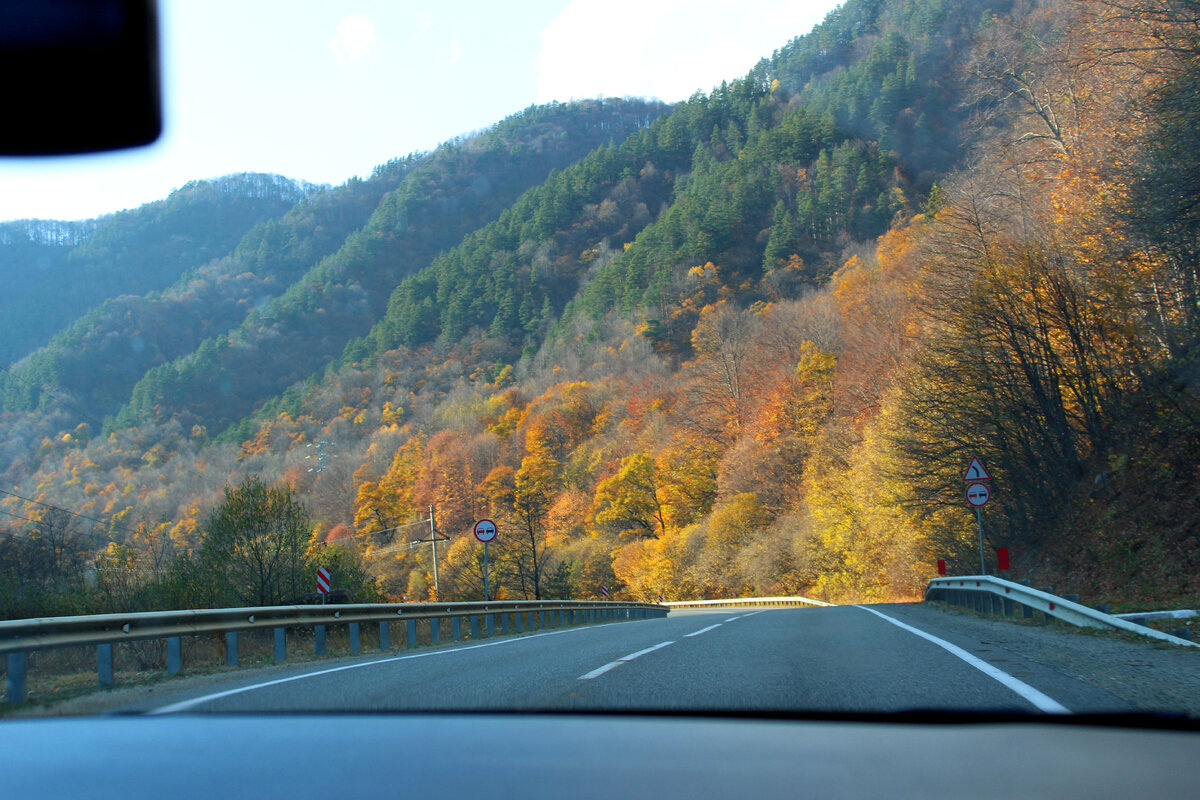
[0,0,842,224]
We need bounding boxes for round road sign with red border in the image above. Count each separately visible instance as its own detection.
[966,482,991,507]
[473,519,498,542]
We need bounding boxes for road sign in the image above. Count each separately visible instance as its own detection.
[966,482,991,507]
[316,567,331,594]
[600,585,610,598]
[963,457,991,482]
[473,519,497,543]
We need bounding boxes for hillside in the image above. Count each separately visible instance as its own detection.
[0,173,321,367]
[5,0,1200,619]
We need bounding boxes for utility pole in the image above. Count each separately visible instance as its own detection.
[411,504,449,601]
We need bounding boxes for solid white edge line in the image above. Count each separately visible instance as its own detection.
[149,621,625,714]
[577,640,675,680]
[685,624,722,637]
[854,605,1070,714]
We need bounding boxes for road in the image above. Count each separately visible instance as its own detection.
[116,602,1186,716]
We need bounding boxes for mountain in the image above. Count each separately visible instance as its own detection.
[110,99,666,434]
[0,163,420,418]
[6,0,1200,618]
[0,173,321,367]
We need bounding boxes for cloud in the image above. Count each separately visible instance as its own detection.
[536,0,837,103]
[327,14,377,64]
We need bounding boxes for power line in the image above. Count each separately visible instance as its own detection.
[0,487,135,540]
[0,504,117,549]
[0,506,37,525]
[333,515,435,543]
[368,540,428,557]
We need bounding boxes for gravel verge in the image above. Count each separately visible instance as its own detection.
[883,602,1200,716]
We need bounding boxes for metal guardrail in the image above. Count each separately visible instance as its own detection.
[664,596,834,609]
[2,599,665,705]
[925,576,1198,648]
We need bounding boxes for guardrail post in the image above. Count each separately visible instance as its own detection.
[168,636,183,673]
[7,652,25,704]
[350,622,361,653]
[1022,602,1034,619]
[98,643,114,686]
[1003,597,1013,617]
[315,625,326,655]
[406,619,416,648]
[487,614,495,636]
[452,617,462,642]
[538,611,546,628]
[470,616,479,639]
[225,631,238,667]
[431,618,441,644]
[273,628,286,663]
[379,621,390,651]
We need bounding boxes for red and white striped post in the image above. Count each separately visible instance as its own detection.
[317,567,331,604]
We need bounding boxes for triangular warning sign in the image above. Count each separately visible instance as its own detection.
[963,456,991,482]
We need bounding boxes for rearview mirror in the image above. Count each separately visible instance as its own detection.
[0,0,161,155]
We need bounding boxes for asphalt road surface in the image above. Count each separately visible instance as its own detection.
[114,603,1189,716]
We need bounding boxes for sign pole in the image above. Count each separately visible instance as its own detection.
[963,457,993,576]
[473,519,498,601]
[483,541,489,601]
[976,505,985,575]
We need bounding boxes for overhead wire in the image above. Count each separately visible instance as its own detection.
[329,515,434,544]
[0,487,134,542]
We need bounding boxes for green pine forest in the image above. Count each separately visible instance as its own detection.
[4,0,1200,618]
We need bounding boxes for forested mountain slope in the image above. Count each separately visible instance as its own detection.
[0,173,320,367]
[110,99,666,435]
[0,162,424,420]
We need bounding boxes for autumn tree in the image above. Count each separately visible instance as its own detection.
[354,433,424,534]
[680,301,761,447]
[592,453,667,539]
[509,441,560,599]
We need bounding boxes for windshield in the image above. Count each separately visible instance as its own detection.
[2,0,1200,722]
